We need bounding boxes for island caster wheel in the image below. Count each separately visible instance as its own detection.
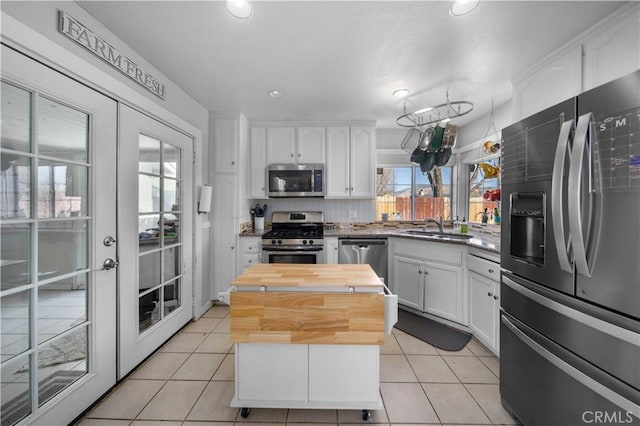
[362,409,371,421]
[240,407,251,418]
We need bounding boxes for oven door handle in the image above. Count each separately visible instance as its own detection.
[262,247,324,252]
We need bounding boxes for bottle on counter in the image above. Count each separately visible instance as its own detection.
[494,207,501,224]
[453,216,460,232]
[460,217,468,234]
[481,208,489,225]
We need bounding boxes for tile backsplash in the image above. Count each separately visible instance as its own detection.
[252,198,376,223]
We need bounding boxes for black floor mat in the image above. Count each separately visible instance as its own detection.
[395,309,471,351]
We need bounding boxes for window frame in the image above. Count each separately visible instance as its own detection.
[466,155,501,225]
[375,164,456,222]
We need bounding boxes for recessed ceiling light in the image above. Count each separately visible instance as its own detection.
[393,89,410,98]
[449,0,479,16]
[268,90,283,98]
[227,0,252,19]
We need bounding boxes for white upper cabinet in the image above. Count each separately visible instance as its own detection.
[297,127,326,164]
[213,117,238,173]
[325,126,375,199]
[512,45,582,120]
[582,6,640,91]
[349,126,375,198]
[325,126,351,198]
[512,4,639,120]
[250,127,267,198]
[266,127,297,164]
[265,126,325,165]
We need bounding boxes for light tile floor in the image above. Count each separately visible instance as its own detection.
[77,304,520,425]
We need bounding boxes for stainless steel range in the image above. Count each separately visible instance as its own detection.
[261,211,324,264]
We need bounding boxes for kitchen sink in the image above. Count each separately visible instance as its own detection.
[401,229,473,241]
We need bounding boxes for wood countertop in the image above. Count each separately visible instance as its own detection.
[232,263,384,288]
[230,264,388,345]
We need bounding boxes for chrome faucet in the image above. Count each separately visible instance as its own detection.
[424,215,444,233]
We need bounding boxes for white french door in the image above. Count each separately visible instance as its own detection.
[118,105,193,378]
[1,45,117,425]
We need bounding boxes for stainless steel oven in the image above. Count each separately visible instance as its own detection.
[261,211,325,264]
[261,246,324,264]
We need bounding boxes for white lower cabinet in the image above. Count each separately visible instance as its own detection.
[393,256,423,312]
[236,343,307,402]
[238,237,261,274]
[308,345,379,403]
[324,237,339,264]
[467,252,501,355]
[423,261,464,323]
[234,343,381,408]
[391,238,465,325]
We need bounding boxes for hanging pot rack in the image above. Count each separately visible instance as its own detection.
[396,92,474,128]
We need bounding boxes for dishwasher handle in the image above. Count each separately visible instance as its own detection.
[339,240,387,246]
[351,244,367,264]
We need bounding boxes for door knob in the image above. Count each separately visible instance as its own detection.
[103,236,116,246]
[102,258,119,270]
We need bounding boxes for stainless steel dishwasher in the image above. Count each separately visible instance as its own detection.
[338,238,388,284]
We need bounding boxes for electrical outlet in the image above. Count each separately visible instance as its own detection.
[348,210,357,218]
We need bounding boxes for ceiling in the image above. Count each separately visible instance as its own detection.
[78,1,625,129]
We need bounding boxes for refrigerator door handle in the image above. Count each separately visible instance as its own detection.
[551,119,574,273]
[568,113,597,277]
[502,275,640,345]
[501,314,640,417]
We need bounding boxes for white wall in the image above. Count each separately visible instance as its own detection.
[1,2,212,317]
[1,2,207,130]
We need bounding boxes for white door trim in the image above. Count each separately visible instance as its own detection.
[1,44,117,426]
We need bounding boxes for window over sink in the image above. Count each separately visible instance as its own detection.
[468,157,501,225]
[375,166,453,221]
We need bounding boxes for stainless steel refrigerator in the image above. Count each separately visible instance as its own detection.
[500,70,640,425]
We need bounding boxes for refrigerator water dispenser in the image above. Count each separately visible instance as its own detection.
[510,192,545,265]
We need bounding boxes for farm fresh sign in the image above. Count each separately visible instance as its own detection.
[58,11,166,100]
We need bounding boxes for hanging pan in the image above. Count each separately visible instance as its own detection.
[435,148,453,167]
[410,146,427,165]
[417,126,434,151]
[441,123,458,149]
[428,123,446,151]
[401,127,422,154]
[419,151,436,174]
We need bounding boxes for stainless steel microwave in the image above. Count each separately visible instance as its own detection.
[267,164,324,197]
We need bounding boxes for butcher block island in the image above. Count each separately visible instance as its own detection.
[223,263,398,420]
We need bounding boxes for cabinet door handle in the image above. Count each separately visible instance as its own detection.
[494,295,499,300]
[418,270,423,274]
[488,292,493,297]
[231,246,235,250]
[425,271,429,275]
[488,269,494,273]
[290,153,294,157]
[231,161,235,165]
[298,153,301,157]
[346,187,349,191]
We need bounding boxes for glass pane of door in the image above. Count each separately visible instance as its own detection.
[1,82,91,423]
[137,136,183,334]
